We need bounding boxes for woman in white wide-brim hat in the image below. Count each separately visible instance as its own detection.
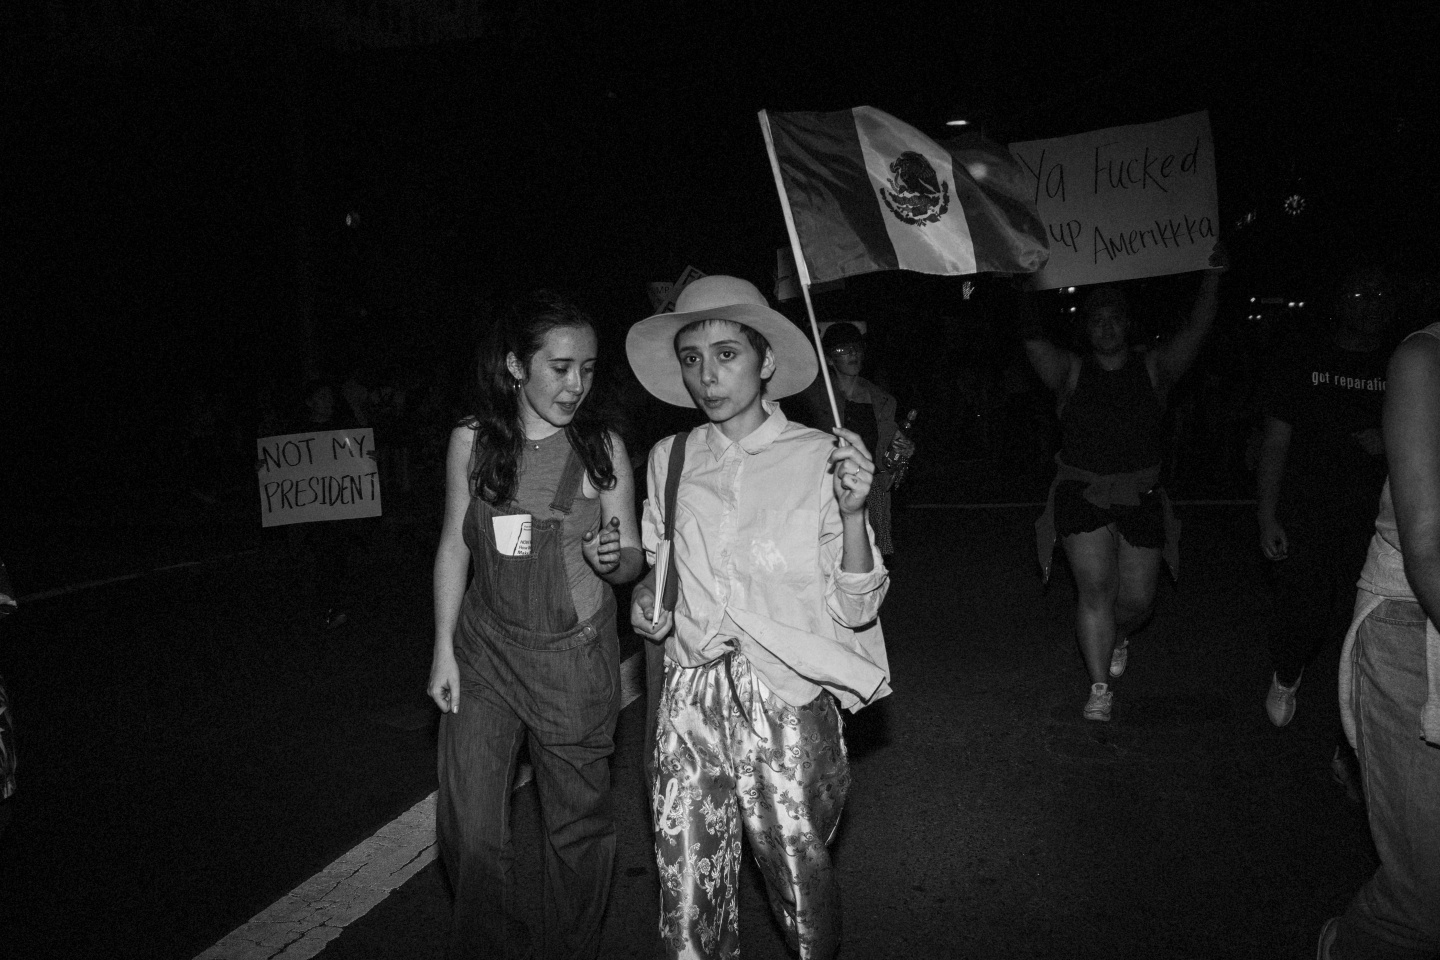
[627,274,890,960]
[625,274,819,407]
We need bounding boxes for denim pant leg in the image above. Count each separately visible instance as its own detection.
[436,670,529,960]
[524,627,621,960]
[1335,600,1440,960]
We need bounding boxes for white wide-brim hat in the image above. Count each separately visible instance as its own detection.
[626,275,818,408]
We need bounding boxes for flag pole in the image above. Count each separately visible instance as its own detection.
[758,109,844,434]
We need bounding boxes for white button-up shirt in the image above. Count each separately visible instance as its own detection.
[642,401,891,709]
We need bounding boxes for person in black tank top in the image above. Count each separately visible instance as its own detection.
[1023,250,1225,721]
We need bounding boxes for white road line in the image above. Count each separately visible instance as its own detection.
[194,794,439,960]
[620,645,644,709]
[193,650,647,960]
[18,550,260,604]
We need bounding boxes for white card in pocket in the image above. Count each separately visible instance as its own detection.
[492,514,532,556]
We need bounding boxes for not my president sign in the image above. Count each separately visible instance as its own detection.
[1010,111,1219,290]
[257,429,381,527]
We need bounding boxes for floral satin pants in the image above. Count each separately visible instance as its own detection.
[652,650,849,960]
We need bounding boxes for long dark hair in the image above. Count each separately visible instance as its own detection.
[465,290,617,505]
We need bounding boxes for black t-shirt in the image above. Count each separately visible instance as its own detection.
[1260,331,1388,515]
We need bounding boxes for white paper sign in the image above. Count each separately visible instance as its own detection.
[654,265,708,313]
[1010,111,1219,289]
[256,428,382,527]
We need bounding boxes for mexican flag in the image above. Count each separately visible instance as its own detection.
[760,106,1049,285]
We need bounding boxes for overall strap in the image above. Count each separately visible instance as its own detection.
[661,430,689,610]
[548,442,587,516]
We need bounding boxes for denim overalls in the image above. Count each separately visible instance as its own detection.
[437,444,620,960]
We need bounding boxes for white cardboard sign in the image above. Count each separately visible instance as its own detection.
[257,428,382,527]
[1010,111,1219,289]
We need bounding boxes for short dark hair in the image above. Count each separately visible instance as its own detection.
[1082,286,1128,320]
[673,317,772,360]
[821,321,864,353]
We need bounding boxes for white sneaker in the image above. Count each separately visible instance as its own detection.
[1084,682,1113,721]
[1266,671,1302,727]
[1109,640,1129,678]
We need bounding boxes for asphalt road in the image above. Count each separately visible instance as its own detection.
[0,503,1376,960]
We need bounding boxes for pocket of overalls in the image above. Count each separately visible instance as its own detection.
[483,511,537,564]
[480,516,556,637]
[518,619,620,731]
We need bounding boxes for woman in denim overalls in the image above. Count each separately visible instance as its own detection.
[428,292,643,960]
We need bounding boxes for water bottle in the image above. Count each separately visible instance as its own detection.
[883,409,918,490]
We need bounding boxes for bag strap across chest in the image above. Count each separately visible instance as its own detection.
[661,430,688,610]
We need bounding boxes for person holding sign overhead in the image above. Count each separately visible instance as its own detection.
[427,291,642,960]
[1026,245,1225,721]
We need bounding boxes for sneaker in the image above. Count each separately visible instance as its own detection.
[1109,640,1129,678]
[1316,916,1338,960]
[1084,682,1113,722]
[1265,671,1302,727]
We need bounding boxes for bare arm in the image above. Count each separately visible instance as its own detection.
[588,431,645,585]
[821,427,890,625]
[428,425,475,713]
[1255,415,1291,560]
[1023,337,1080,395]
[1152,269,1222,391]
[1384,335,1440,624]
[830,426,876,573]
[1016,290,1079,393]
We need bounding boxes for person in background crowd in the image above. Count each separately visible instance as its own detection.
[1256,268,1394,738]
[287,378,369,631]
[369,369,413,495]
[1317,308,1440,960]
[791,321,914,555]
[1025,247,1225,721]
[340,361,372,430]
[428,291,642,960]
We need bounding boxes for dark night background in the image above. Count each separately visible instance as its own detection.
[3,0,1439,526]
[4,6,1440,958]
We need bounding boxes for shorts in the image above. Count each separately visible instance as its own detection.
[1053,478,1165,549]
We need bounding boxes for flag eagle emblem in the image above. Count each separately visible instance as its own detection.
[879,151,950,226]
